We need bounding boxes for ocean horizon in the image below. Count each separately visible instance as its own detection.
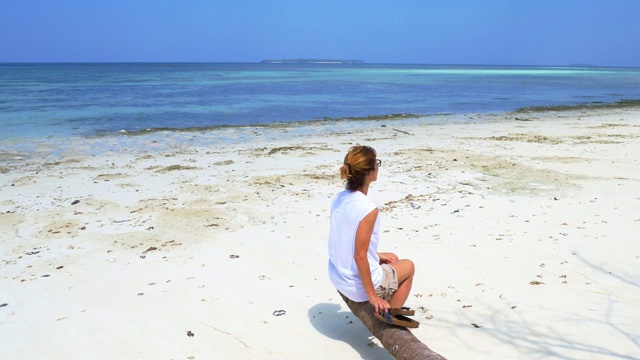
[3,61,640,68]
[2,62,640,154]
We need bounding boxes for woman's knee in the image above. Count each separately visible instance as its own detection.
[405,259,415,278]
[392,259,415,281]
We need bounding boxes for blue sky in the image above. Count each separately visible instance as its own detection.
[2,0,639,66]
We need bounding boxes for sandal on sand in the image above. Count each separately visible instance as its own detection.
[390,307,415,316]
[374,310,420,328]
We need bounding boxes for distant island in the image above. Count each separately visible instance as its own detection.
[261,59,364,64]
[568,63,600,67]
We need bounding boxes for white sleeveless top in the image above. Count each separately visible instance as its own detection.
[328,189,381,301]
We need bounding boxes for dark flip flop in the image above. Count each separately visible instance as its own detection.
[374,310,420,328]
[390,307,415,316]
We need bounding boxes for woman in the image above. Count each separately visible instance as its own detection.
[328,145,415,315]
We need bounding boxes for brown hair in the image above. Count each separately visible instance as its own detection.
[340,145,377,191]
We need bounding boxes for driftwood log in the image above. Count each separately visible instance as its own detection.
[339,292,446,360]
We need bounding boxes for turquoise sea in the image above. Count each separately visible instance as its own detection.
[1,63,640,152]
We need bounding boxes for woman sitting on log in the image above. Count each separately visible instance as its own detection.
[328,145,415,316]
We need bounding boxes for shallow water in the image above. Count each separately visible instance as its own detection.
[1,63,639,152]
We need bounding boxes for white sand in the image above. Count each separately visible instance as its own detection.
[1,108,639,359]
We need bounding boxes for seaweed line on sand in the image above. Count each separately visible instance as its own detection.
[515,98,640,113]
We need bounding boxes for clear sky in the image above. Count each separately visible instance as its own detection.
[2,0,639,67]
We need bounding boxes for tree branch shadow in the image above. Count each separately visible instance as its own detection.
[475,304,638,359]
[448,253,640,359]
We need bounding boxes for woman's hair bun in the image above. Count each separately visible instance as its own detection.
[340,145,376,191]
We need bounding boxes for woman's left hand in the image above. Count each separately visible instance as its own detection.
[378,252,398,264]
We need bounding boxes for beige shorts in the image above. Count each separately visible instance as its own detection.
[375,264,399,301]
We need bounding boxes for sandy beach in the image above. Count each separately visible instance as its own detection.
[1,107,639,359]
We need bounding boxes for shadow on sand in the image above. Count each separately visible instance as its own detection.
[448,253,640,359]
[308,303,393,360]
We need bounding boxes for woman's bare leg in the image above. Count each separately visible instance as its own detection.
[388,259,415,308]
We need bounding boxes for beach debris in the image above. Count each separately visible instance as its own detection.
[529,280,545,285]
[267,145,310,155]
[142,246,158,254]
[511,306,517,309]
[462,305,473,308]
[272,310,286,316]
[425,315,434,320]
[471,323,483,328]
[229,254,239,259]
[140,255,146,259]
[56,266,64,270]
[157,164,199,173]
[138,293,144,296]
[26,251,40,255]
[186,331,195,337]
[71,200,80,205]
[213,160,234,166]
[393,128,412,135]
[0,303,8,308]
[41,274,50,277]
